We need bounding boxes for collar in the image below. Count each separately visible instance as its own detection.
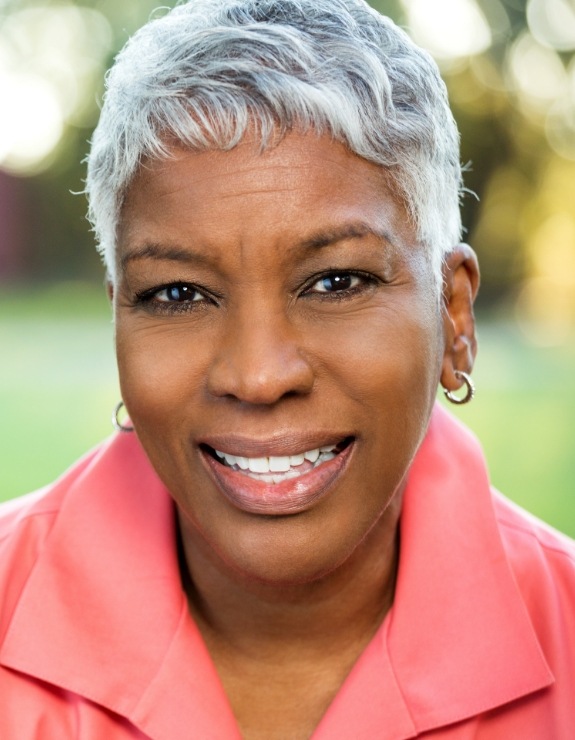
[314,405,553,737]
[0,433,240,740]
[0,406,553,739]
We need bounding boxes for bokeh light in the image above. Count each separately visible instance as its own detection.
[0,4,112,175]
[545,57,575,161]
[401,0,492,60]
[0,72,63,170]
[527,0,575,52]
[515,158,575,344]
[0,0,574,344]
[0,0,574,535]
[506,32,567,113]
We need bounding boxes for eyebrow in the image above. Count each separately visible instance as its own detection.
[120,222,394,269]
[120,243,212,270]
[298,223,395,251]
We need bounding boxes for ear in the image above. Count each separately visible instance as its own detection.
[440,244,480,394]
[106,278,114,303]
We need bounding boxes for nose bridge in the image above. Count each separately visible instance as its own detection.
[207,298,314,404]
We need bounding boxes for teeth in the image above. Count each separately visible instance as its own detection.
[269,456,291,472]
[248,457,270,473]
[213,443,339,476]
[289,453,305,466]
[304,448,320,463]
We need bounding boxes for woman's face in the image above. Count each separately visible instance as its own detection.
[114,132,446,584]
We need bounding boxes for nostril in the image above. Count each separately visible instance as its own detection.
[206,344,315,405]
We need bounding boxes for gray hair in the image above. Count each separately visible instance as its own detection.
[86,0,463,285]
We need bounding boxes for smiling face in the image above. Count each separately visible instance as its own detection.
[114,132,446,585]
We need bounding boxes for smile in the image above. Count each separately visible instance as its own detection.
[201,437,355,516]
[211,442,346,484]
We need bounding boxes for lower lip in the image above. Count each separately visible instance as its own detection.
[201,443,354,516]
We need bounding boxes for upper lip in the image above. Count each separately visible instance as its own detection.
[198,431,354,458]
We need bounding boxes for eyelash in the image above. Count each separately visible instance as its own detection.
[134,270,379,314]
[302,270,379,300]
[134,283,215,314]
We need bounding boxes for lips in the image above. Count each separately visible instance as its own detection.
[200,437,354,516]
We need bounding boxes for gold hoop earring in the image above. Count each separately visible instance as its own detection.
[443,370,475,405]
[112,401,134,432]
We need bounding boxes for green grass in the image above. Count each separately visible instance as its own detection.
[445,322,575,537]
[0,283,118,497]
[1,283,574,538]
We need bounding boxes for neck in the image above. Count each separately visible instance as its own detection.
[177,494,401,659]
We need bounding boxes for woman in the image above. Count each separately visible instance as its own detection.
[1,1,574,737]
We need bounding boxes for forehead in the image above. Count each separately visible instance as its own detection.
[118,131,418,259]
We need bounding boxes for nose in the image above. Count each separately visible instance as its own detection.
[206,310,314,405]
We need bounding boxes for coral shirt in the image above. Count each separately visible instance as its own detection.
[1,405,574,739]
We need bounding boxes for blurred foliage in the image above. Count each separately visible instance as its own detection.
[0,0,173,280]
[0,2,574,529]
[0,0,575,335]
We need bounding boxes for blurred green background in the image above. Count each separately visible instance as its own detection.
[0,0,574,536]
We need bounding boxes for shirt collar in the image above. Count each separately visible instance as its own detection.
[314,405,553,737]
[0,406,553,739]
[0,433,240,740]
[389,406,553,730]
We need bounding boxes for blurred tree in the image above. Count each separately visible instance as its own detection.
[1,0,574,334]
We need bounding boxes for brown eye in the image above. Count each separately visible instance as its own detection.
[156,284,202,302]
[311,274,361,293]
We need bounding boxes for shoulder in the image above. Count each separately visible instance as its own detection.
[0,445,103,547]
[0,446,105,639]
[0,487,65,578]
[493,490,575,579]
[0,488,61,544]
[492,491,575,675]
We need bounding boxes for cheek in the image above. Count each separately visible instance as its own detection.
[112,299,443,584]
[314,301,443,484]
[115,322,213,423]
[306,299,443,404]
[116,296,443,426]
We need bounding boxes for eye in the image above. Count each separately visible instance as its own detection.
[154,284,203,303]
[133,281,215,315]
[308,272,365,294]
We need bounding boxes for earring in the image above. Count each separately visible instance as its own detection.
[112,401,134,432]
[443,370,475,405]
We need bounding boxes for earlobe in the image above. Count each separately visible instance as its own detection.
[440,244,480,394]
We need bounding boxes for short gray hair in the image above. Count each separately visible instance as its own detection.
[86,0,463,284]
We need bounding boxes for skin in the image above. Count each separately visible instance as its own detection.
[112,131,479,738]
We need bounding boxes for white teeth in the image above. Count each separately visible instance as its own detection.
[236,456,249,470]
[247,457,270,473]
[304,448,320,463]
[269,456,291,472]
[213,443,341,477]
[289,453,305,466]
